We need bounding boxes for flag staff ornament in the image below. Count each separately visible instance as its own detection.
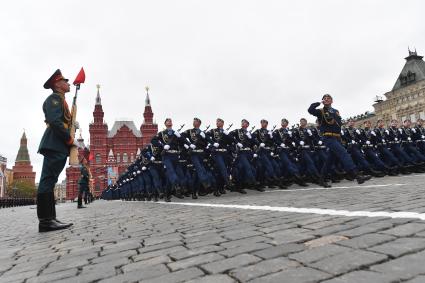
[69,67,86,166]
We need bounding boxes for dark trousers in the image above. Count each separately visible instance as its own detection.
[323,137,357,174]
[38,150,68,194]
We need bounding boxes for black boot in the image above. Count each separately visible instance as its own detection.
[318,175,331,188]
[50,193,73,227]
[213,188,221,197]
[294,175,308,187]
[349,171,371,184]
[192,191,198,199]
[173,185,184,199]
[368,168,386,177]
[77,193,86,209]
[38,193,71,232]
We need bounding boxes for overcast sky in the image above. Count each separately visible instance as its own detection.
[1,0,425,182]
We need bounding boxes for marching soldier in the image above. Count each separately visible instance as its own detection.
[152,118,185,201]
[37,69,76,232]
[206,118,233,194]
[308,94,370,184]
[273,119,307,186]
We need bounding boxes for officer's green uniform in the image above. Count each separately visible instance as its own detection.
[37,69,74,232]
[38,92,73,194]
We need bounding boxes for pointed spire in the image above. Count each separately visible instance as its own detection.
[96,84,102,105]
[145,86,151,106]
[108,149,114,157]
[16,131,30,162]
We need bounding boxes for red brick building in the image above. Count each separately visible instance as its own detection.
[66,86,158,199]
[12,132,36,186]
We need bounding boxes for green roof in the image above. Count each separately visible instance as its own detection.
[16,132,30,162]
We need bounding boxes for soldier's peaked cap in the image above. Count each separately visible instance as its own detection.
[322,93,333,100]
[44,69,68,89]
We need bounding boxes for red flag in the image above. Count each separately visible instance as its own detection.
[73,67,86,85]
[88,151,94,162]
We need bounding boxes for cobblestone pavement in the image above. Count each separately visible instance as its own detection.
[1,174,425,283]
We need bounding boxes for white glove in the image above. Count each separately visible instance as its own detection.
[341,130,345,135]
[382,139,386,143]
[268,131,273,138]
[206,144,210,149]
[253,154,258,158]
[164,144,170,150]
[412,128,416,133]
[371,131,376,136]
[288,130,292,136]
[399,128,403,133]
[356,129,361,134]
[280,143,286,148]
[300,141,305,146]
[142,166,147,171]
[408,137,411,141]
[137,170,141,174]
[237,143,243,148]
[395,137,398,141]
[246,132,252,139]
[133,172,137,176]
[213,142,219,148]
[385,130,389,134]
[292,142,296,147]
[150,156,155,161]
[260,143,265,148]
[270,152,274,157]
[73,139,81,148]
[174,131,181,138]
[200,132,206,138]
[366,141,371,145]
[184,144,189,149]
[351,140,356,144]
[307,129,312,136]
[223,130,229,135]
[190,144,196,149]
[318,141,323,145]
[422,135,425,139]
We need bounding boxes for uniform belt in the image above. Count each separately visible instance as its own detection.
[323,132,341,137]
[389,141,400,144]
[179,160,187,163]
[166,150,179,154]
[45,122,69,129]
[192,149,204,153]
[215,149,227,152]
[153,161,163,164]
[316,145,326,149]
[300,145,311,149]
[240,148,251,151]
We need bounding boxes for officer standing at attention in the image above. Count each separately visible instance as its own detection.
[77,157,89,209]
[37,69,77,232]
[308,94,371,184]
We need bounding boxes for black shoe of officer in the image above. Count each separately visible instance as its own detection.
[39,219,71,232]
[213,190,221,197]
[318,176,331,188]
[153,194,159,202]
[192,192,198,199]
[165,193,172,202]
[368,169,386,177]
[219,186,226,195]
[146,194,152,201]
[294,175,308,187]
[174,186,184,199]
[77,205,87,209]
[356,174,372,184]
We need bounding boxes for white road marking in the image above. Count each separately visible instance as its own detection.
[158,201,425,220]
[264,183,407,193]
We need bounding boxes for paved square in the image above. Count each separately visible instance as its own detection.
[1,174,425,282]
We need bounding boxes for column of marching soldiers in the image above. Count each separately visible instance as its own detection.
[101,116,425,202]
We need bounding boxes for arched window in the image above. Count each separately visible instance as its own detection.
[95,153,101,164]
[117,153,120,163]
[123,153,128,163]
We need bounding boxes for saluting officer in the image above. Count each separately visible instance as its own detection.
[37,69,76,232]
[308,94,370,184]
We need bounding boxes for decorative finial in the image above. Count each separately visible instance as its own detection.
[145,86,149,93]
[97,84,101,90]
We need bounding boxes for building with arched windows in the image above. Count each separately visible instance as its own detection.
[65,86,158,199]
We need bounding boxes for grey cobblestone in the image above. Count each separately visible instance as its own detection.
[1,175,425,283]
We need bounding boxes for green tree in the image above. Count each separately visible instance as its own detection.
[7,181,36,198]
